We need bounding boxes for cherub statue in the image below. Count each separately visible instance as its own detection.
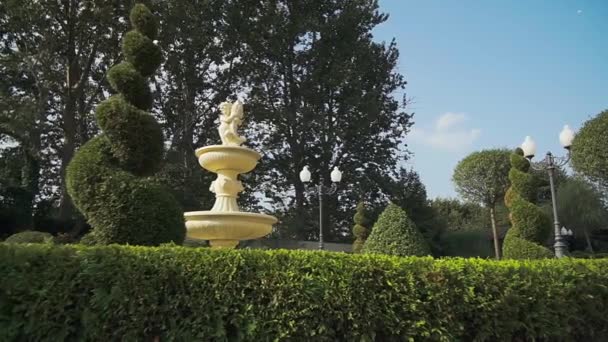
[218,100,247,146]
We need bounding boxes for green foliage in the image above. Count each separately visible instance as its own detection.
[558,178,607,234]
[129,3,158,39]
[453,149,511,206]
[106,62,152,110]
[362,204,430,256]
[388,168,444,254]
[65,4,184,246]
[571,110,608,188]
[122,30,162,77]
[502,234,554,259]
[503,149,552,259]
[2,244,608,341]
[4,231,54,244]
[440,230,494,258]
[352,202,370,253]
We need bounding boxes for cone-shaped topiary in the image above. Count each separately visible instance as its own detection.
[502,148,552,259]
[66,4,185,246]
[362,203,430,257]
[352,202,371,253]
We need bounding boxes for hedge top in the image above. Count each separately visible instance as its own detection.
[1,244,607,341]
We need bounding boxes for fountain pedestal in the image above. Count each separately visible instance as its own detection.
[184,101,276,248]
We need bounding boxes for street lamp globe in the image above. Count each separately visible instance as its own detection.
[521,136,537,159]
[299,166,311,183]
[559,125,575,149]
[330,167,342,183]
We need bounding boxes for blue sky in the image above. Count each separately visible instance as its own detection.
[373,0,608,198]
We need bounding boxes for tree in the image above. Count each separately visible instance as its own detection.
[1,0,134,232]
[66,4,184,245]
[556,178,608,252]
[352,202,370,253]
[152,0,245,212]
[388,168,444,255]
[571,110,608,197]
[502,148,553,259]
[362,203,430,257]
[453,149,511,259]
[234,0,412,241]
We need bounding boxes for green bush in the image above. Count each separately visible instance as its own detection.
[65,4,184,246]
[352,202,370,253]
[1,244,608,341]
[441,230,494,258]
[503,149,552,259]
[4,231,54,244]
[362,203,430,256]
[571,110,608,187]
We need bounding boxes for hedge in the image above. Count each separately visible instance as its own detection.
[1,244,608,341]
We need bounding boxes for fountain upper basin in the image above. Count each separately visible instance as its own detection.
[196,145,261,174]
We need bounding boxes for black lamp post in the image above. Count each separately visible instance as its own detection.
[520,125,576,258]
[299,166,343,250]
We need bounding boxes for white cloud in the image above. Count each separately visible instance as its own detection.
[409,112,481,150]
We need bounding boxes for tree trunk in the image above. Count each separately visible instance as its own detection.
[58,0,78,223]
[583,227,595,253]
[490,206,501,260]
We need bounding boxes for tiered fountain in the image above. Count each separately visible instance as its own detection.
[184,100,277,248]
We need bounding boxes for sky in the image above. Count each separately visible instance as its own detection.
[373,0,608,198]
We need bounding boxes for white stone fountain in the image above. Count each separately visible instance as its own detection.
[184,100,277,248]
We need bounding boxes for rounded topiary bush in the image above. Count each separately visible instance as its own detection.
[362,203,430,257]
[502,148,552,259]
[5,231,54,244]
[66,4,184,246]
[571,110,608,186]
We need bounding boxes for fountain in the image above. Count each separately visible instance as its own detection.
[184,100,277,248]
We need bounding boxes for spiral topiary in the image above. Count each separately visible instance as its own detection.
[502,148,552,259]
[352,202,370,253]
[66,4,185,246]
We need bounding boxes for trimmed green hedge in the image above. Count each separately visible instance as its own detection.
[1,244,608,341]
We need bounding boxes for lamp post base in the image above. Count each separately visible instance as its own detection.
[554,235,568,258]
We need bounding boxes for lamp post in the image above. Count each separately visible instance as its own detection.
[520,125,575,258]
[299,166,343,250]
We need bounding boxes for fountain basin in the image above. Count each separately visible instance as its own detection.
[184,211,277,248]
[196,145,261,174]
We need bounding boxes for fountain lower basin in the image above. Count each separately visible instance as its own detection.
[185,211,277,248]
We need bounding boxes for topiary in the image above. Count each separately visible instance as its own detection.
[4,231,54,244]
[66,4,185,246]
[362,203,430,257]
[502,148,552,259]
[571,110,608,187]
[352,202,370,253]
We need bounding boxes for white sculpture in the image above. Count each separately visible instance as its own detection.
[218,100,246,146]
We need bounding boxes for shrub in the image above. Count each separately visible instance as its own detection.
[1,244,608,341]
[571,110,608,187]
[65,4,184,246]
[440,230,494,258]
[362,203,430,256]
[503,149,552,259]
[4,231,54,244]
[352,202,370,253]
